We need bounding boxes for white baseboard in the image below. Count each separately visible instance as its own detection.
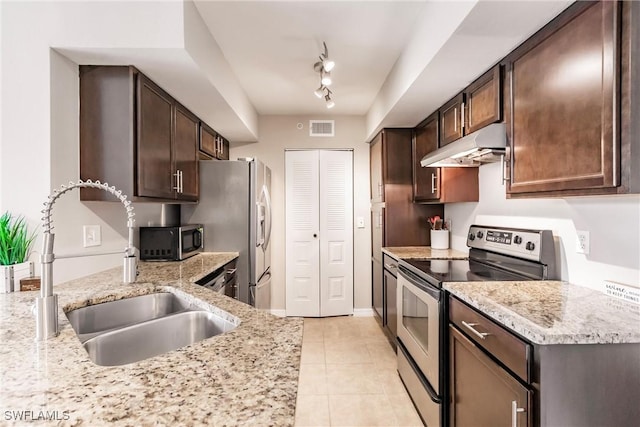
[270,309,287,317]
[352,308,374,317]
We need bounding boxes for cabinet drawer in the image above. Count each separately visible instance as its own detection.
[449,296,530,382]
[382,253,398,277]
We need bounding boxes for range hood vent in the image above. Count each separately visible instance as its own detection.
[420,123,507,167]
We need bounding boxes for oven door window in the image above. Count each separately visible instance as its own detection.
[402,286,431,353]
[397,273,440,393]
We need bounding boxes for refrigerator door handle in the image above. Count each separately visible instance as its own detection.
[263,184,272,250]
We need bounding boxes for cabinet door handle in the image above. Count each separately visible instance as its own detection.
[501,154,510,185]
[454,106,457,132]
[378,182,383,197]
[173,171,181,191]
[431,173,437,193]
[384,263,397,270]
[180,170,184,193]
[461,102,465,133]
[511,401,526,427]
[461,321,490,340]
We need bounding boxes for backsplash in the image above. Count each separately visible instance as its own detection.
[445,162,640,290]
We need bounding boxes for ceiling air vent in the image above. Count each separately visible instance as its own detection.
[309,120,335,137]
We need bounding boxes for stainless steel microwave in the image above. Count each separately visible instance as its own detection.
[139,224,203,261]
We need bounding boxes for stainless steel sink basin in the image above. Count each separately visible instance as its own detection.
[66,292,192,342]
[83,310,237,366]
[65,291,239,366]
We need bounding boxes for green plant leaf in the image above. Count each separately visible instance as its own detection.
[0,211,37,265]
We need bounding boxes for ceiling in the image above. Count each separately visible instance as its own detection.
[193,0,573,127]
[194,1,426,116]
[54,0,574,141]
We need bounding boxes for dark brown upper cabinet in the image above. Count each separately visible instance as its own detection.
[439,65,502,148]
[80,66,199,202]
[439,93,465,146]
[199,122,230,161]
[370,131,384,203]
[413,111,479,204]
[466,66,502,134]
[504,0,632,197]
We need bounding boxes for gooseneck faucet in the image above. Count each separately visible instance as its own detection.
[36,180,137,341]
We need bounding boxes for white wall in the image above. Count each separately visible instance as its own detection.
[445,162,640,289]
[230,115,371,312]
[1,2,187,283]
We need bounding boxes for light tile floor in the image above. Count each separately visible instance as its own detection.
[295,316,423,427]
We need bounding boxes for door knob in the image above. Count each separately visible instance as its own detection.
[313,234,318,238]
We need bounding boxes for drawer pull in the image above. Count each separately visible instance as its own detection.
[462,321,490,340]
[511,400,526,427]
[384,263,397,270]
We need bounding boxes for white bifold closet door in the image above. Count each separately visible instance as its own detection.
[285,150,353,317]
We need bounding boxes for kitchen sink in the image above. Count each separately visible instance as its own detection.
[83,310,237,366]
[66,292,193,342]
[65,292,238,366]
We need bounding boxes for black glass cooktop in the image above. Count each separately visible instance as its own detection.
[401,258,532,287]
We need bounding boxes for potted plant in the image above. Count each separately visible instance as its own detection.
[0,212,36,293]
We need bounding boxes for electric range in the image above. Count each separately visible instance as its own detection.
[395,224,557,427]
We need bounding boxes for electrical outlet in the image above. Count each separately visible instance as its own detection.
[83,225,101,248]
[576,230,590,255]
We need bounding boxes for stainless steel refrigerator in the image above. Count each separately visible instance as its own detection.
[183,158,272,310]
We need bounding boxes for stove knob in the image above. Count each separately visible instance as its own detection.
[468,233,475,241]
[514,235,523,245]
[477,231,484,239]
[526,241,535,251]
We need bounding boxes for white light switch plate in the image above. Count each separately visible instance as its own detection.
[83,225,101,247]
[356,217,365,229]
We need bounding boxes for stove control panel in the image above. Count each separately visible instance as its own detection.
[466,225,554,263]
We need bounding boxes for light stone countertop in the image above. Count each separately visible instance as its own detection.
[0,252,303,426]
[444,280,640,345]
[382,246,468,260]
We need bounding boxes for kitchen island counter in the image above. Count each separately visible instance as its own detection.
[444,280,640,345]
[0,253,303,426]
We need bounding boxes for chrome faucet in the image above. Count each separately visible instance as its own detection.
[36,180,137,340]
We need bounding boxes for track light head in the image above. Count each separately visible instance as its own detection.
[322,58,335,72]
[321,71,332,86]
[325,95,335,109]
[314,86,325,98]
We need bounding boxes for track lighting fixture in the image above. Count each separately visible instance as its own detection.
[313,41,336,108]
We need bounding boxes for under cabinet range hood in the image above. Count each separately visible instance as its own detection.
[420,123,507,167]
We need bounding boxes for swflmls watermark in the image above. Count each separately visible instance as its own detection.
[4,410,71,422]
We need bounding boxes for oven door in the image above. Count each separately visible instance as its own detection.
[397,266,441,395]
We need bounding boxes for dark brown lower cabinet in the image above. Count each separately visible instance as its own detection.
[372,258,383,321]
[382,253,398,341]
[449,325,531,427]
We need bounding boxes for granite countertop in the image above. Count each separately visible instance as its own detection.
[382,246,468,260]
[445,280,640,345]
[0,253,303,426]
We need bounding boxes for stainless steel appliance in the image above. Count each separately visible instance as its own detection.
[195,259,238,297]
[397,225,556,426]
[183,158,272,309]
[139,224,204,261]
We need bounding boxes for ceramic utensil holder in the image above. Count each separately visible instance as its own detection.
[430,229,449,250]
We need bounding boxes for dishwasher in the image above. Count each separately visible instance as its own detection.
[195,259,238,297]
